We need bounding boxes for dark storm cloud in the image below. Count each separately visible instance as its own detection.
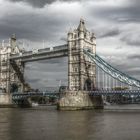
[25,63,68,89]
[8,0,54,7]
[98,28,121,38]
[7,0,109,8]
[0,11,68,42]
[94,2,140,23]
[7,0,82,8]
[25,58,68,73]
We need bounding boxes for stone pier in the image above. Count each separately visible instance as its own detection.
[0,94,13,107]
[58,91,104,110]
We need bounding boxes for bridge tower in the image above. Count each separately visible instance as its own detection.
[58,19,103,110]
[0,34,24,94]
[68,19,96,91]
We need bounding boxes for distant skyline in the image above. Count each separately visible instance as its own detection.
[0,0,140,89]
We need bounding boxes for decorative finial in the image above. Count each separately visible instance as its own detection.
[69,27,72,33]
[11,33,16,40]
[80,18,85,24]
[77,18,86,32]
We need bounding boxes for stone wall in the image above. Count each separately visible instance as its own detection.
[58,91,103,110]
[0,94,12,107]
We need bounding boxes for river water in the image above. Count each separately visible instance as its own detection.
[0,105,140,140]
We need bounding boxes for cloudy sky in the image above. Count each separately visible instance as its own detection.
[0,0,140,90]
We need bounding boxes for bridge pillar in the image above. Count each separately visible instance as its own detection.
[58,91,103,110]
[0,93,12,107]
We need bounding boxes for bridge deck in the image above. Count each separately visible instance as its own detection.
[10,44,68,62]
[12,92,59,100]
[12,90,140,100]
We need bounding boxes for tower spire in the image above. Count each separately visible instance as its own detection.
[10,33,16,48]
[77,18,86,32]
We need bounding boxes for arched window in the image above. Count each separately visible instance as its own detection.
[84,78,94,91]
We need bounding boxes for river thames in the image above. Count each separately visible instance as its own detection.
[0,105,140,140]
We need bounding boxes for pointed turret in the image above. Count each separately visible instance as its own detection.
[68,28,73,41]
[11,34,16,40]
[77,18,86,32]
[91,33,96,42]
[10,34,16,48]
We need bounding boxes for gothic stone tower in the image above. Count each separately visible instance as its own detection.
[0,35,24,93]
[68,19,96,91]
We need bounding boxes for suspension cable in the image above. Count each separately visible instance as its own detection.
[83,49,140,88]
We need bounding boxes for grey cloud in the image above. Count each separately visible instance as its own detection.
[25,65,32,70]
[127,55,140,60]
[115,46,122,50]
[7,0,52,8]
[121,35,140,46]
[127,0,140,6]
[110,62,140,79]
[115,64,130,71]
[60,37,67,42]
[7,0,82,8]
[93,3,140,23]
[25,63,68,90]
[98,28,121,38]
[7,0,110,8]
[125,68,140,76]
[35,57,67,64]
[25,62,67,73]
[27,78,40,83]
[0,10,69,43]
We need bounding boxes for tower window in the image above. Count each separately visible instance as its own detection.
[74,67,78,72]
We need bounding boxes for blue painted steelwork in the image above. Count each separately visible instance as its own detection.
[12,90,140,99]
[89,90,140,96]
[83,49,140,88]
[12,91,59,101]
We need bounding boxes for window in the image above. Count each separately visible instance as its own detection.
[74,67,78,72]
[73,56,79,61]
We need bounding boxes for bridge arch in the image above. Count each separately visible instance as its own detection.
[84,78,95,91]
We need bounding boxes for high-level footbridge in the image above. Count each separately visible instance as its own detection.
[10,44,68,62]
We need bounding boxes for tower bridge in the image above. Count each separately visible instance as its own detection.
[0,19,140,109]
